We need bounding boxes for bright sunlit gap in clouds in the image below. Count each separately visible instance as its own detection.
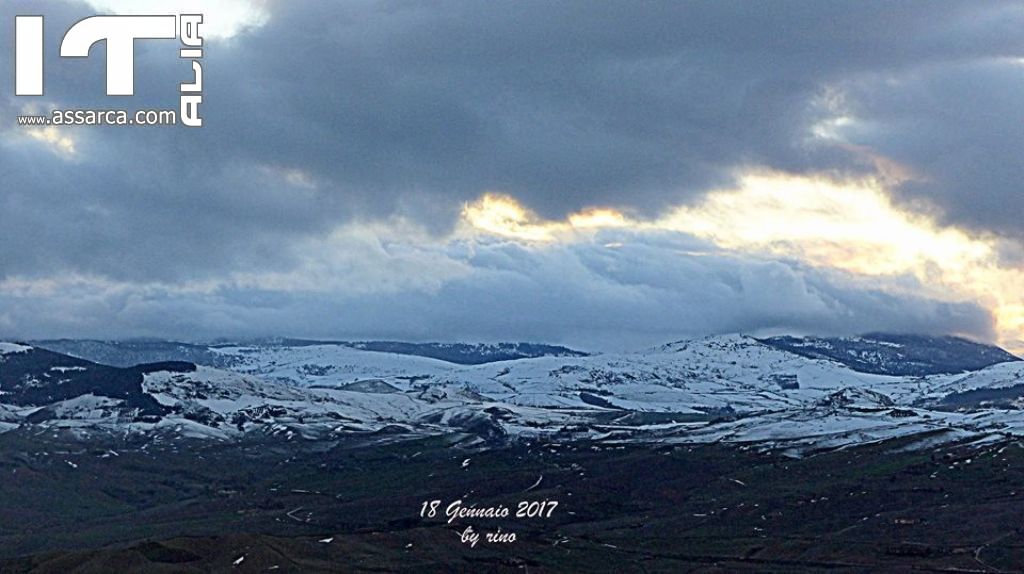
[78,0,269,39]
[462,172,1024,354]
[461,195,630,242]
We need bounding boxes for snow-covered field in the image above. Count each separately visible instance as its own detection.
[4,334,1024,454]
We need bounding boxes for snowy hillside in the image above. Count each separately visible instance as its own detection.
[33,338,585,368]
[760,333,1019,375]
[4,334,1024,454]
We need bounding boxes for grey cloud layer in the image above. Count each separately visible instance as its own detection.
[0,230,992,348]
[0,0,1017,342]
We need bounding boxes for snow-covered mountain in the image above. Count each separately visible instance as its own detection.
[32,338,585,368]
[759,333,1019,376]
[5,334,1024,455]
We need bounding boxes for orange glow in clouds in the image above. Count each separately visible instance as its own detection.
[461,172,1024,354]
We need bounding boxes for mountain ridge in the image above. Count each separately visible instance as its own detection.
[758,332,1019,376]
[4,333,1024,455]
[31,338,587,367]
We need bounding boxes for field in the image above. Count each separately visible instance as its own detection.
[2,431,1024,572]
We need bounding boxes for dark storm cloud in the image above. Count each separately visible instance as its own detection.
[2,1,1023,280]
[831,58,1024,239]
[207,0,1024,220]
[0,0,1018,342]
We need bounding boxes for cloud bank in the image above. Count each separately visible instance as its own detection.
[0,1,1020,347]
[0,224,993,350]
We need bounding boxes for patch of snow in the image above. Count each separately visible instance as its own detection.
[0,343,31,355]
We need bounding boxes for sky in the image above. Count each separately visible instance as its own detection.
[1,0,1023,351]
